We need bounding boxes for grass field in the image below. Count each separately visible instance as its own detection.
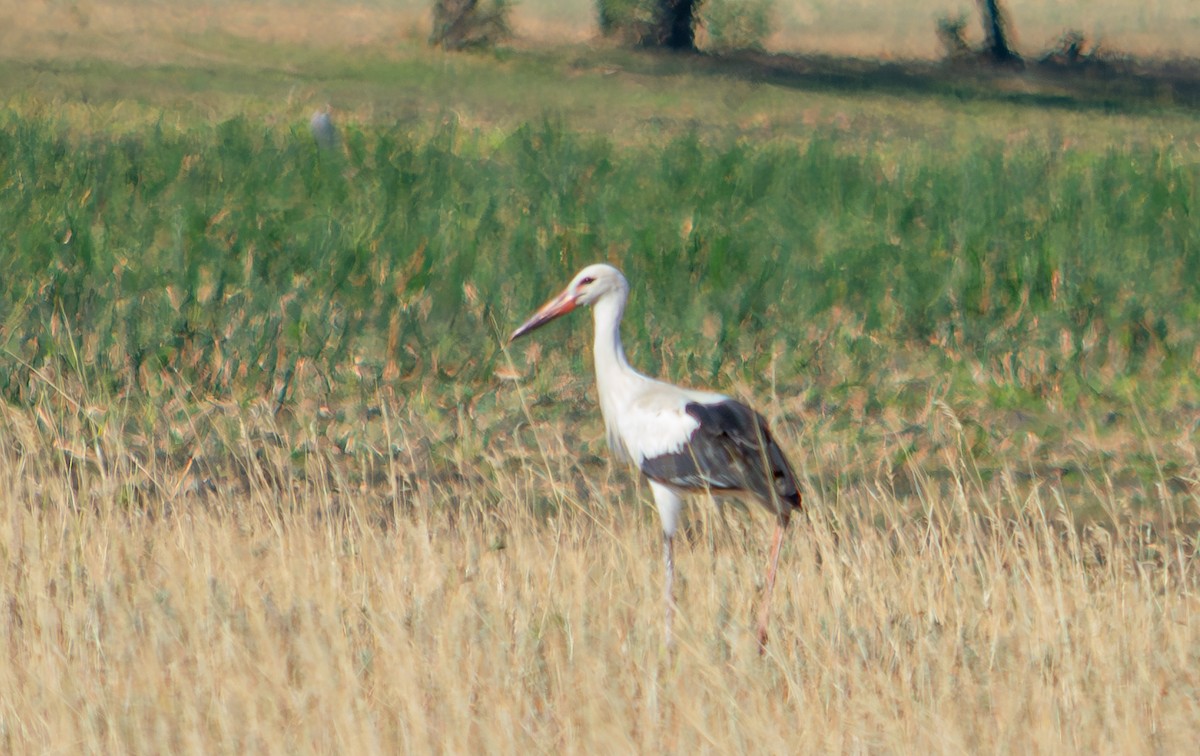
[2,1,1200,752]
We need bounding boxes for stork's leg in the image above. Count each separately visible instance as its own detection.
[662,532,675,647]
[649,482,684,649]
[756,517,789,654]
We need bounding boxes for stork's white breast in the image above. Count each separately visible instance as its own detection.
[612,381,729,465]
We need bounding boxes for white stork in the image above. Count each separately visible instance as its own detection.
[309,105,337,150]
[510,263,802,652]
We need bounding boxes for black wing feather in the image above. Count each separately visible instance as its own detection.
[640,400,801,514]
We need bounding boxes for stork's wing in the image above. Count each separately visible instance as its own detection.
[639,400,801,512]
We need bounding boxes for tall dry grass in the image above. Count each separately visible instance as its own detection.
[2,376,1197,753]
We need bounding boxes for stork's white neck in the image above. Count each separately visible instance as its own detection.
[589,287,646,462]
[590,289,636,387]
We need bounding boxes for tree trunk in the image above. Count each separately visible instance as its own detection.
[657,0,700,51]
[978,0,1021,64]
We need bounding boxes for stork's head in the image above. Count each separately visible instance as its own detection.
[509,264,628,342]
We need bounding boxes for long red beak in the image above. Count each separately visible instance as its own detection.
[509,288,578,342]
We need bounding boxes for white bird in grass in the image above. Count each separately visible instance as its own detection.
[309,105,337,150]
[510,263,802,652]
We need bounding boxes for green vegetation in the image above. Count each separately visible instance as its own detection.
[1,106,1197,503]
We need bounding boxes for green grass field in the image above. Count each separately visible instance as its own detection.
[2,1,1200,752]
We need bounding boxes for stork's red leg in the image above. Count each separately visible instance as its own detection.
[756,519,788,653]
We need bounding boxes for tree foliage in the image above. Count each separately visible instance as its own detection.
[597,0,702,50]
[430,0,511,51]
[704,0,773,52]
[596,0,772,52]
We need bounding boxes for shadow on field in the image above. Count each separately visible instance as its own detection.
[620,49,1200,114]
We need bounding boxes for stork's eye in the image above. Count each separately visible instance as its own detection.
[579,276,595,286]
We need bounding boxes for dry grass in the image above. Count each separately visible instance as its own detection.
[2,376,1198,753]
[769,0,1200,58]
[2,0,1198,61]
